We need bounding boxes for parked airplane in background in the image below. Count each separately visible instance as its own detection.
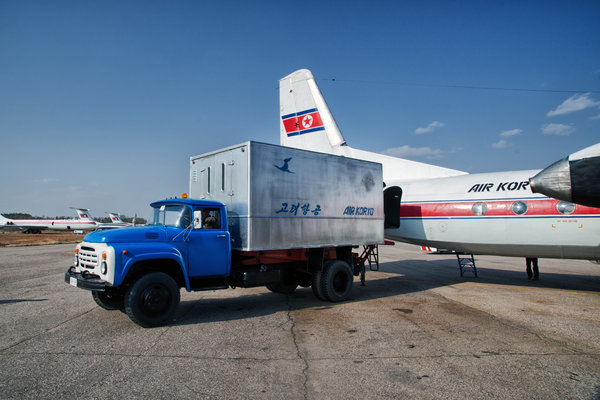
[0,208,98,233]
[95,212,135,229]
[279,69,600,260]
[108,212,127,225]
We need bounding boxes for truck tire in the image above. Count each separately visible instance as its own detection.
[266,282,298,294]
[311,269,326,300]
[125,272,180,328]
[92,290,124,310]
[320,260,353,302]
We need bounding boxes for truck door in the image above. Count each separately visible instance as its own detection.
[187,207,230,278]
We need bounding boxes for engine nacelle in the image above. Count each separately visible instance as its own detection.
[530,143,600,208]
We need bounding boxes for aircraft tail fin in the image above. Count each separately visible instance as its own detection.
[72,208,94,222]
[108,212,124,224]
[279,69,468,182]
[279,69,346,153]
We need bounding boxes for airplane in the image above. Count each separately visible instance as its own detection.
[109,212,139,227]
[108,212,127,225]
[0,208,99,234]
[279,69,600,260]
[94,212,135,229]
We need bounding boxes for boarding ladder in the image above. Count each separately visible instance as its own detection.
[456,253,477,277]
[357,245,378,286]
[356,241,394,286]
[364,245,380,271]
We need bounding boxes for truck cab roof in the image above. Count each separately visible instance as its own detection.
[150,198,224,208]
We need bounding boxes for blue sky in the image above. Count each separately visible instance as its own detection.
[1,1,599,219]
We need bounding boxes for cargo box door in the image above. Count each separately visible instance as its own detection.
[191,148,243,209]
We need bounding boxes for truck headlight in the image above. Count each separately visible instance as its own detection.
[101,252,107,274]
[74,249,79,266]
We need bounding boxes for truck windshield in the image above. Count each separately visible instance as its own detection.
[152,205,192,228]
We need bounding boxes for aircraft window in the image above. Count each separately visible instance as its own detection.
[512,201,528,215]
[557,201,575,215]
[472,202,487,216]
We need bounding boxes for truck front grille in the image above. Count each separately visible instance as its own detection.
[79,248,98,269]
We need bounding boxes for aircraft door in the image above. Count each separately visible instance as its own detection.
[384,186,402,228]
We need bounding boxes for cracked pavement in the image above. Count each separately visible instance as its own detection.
[1,243,599,399]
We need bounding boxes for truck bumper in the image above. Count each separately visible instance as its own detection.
[65,267,110,291]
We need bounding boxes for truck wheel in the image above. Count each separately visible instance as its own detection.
[311,269,326,300]
[266,282,298,294]
[125,272,180,328]
[320,260,353,302]
[92,290,124,310]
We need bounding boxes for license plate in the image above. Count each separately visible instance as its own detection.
[69,277,78,287]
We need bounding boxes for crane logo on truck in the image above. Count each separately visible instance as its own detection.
[274,157,294,174]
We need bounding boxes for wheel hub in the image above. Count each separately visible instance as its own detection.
[141,285,170,313]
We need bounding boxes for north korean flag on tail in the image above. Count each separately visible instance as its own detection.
[281,108,325,137]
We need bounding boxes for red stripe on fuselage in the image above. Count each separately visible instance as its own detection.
[9,220,96,226]
[400,199,600,218]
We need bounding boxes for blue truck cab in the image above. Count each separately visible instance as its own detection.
[65,198,232,327]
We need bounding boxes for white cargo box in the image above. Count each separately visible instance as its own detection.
[190,141,383,251]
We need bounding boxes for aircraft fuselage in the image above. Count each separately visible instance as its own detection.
[385,169,600,259]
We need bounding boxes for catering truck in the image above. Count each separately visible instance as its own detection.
[65,142,384,327]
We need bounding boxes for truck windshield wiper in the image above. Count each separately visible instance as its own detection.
[171,223,193,242]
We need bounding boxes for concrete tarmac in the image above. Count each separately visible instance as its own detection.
[0,242,599,399]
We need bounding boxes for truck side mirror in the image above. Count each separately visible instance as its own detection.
[193,210,203,229]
